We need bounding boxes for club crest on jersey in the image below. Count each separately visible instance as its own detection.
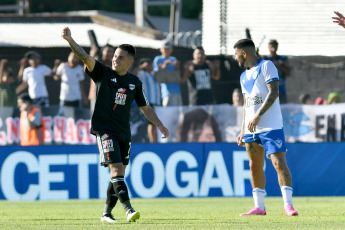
[129,84,135,90]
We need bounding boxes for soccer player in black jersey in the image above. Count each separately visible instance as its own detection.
[61,27,169,223]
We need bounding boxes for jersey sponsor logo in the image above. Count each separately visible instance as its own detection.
[129,84,135,90]
[245,96,263,107]
[114,88,127,106]
[274,138,283,149]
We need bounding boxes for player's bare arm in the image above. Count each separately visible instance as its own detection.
[333,11,345,28]
[236,97,246,146]
[140,105,169,138]
[61,27,95,72]
[247,81,279,133]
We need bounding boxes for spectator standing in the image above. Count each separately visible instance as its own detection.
[314,97,327,105]
[137,58,161,143]
[16,51,59,107]
[298,93,313,105]
[264,40,291,104]
[54,52,88,115]
[182,47,220,105]
[327,92,341,104]
[232,88,244,106]
[17,94,44,146]
[153,41,182,106]
[0,59,19,107]
[89,44,115,114]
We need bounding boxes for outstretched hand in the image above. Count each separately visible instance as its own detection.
[61,27,72,41]
[332,11,345,28]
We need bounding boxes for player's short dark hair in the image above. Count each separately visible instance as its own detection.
[118,44,136,58]
[268,39,278,46]
[18,93,32,104]
[233,39,255,49]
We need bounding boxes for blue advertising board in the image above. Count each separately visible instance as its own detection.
[0,142,344,200]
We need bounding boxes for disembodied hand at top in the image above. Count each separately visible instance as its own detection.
[333,11,345,28]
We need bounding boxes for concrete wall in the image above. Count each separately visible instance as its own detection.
[287,56,345,103]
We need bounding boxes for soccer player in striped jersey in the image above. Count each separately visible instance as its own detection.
[234,39,298,216]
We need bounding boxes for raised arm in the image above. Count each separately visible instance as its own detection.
[17,58,27,82]
[61,27,96,72]
[181,61,193,83]
[0,59,7,83]
[206,59,221,80]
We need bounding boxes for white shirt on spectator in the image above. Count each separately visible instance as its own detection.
[56,63,85,101]
[23,65,52,99]
[137,70,161,105]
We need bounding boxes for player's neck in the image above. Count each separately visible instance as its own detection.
[116,70,128,76]
[247,56,260,69]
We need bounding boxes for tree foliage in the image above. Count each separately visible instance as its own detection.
[1,0,201,19]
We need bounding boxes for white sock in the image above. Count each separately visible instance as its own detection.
[281,186,293,208]
[252,188,265,210]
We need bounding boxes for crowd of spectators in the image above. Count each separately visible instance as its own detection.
[0,39,342,145]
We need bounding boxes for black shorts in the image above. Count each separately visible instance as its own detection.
[96,133,131,167]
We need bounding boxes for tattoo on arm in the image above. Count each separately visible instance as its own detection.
[258,81,279,116]
[68,39,89,62]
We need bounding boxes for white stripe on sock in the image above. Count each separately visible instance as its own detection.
[252,188,265,210]
[281,186,293,208]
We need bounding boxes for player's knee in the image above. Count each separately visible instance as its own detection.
[109,163,125,176]
[272,158,286,171]
[249,160,264,172]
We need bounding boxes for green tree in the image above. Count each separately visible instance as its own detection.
[4,0,201,19]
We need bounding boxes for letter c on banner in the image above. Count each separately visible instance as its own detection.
[1,151,39,200]
[130,151,164,198]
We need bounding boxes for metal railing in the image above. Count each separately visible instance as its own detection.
[164,30,202,49]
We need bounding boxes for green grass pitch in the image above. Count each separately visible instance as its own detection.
[0,197,345,229]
